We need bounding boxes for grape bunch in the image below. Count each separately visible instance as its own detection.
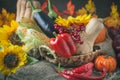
[54,24,68,34]
[54,23,85,44]
[70,24,85,44]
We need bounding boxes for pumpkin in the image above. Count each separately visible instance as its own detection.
[94,27,106,44]
[95,55,117,72]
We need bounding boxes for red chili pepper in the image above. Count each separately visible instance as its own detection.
[50,33,76,58]
[65,67,106,80]
[57,71,79,80]
[57,62,106,80]
[71,62,94,74]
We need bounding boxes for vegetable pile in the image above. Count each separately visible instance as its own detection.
[0,0,120,79]
[19,0,119,79]
[24,0,119,80]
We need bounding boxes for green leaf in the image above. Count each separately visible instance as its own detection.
[26,55,39,65]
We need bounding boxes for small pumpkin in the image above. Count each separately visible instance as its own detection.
[95,55,117,72]
[94,27,106,44]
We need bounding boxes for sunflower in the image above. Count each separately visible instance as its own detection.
[55,14,91,28]
[0,8,15,27]
[0,20,24,46]
[0,44,27,76]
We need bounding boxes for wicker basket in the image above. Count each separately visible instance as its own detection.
[39,45,101,67]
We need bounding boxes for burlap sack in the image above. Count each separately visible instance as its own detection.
[0,61,66,80]
[95,31,115,57]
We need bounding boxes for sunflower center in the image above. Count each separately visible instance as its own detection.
[4,53,19,68]
[9,32,24,46]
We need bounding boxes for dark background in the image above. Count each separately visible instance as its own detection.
[0,0,120,18]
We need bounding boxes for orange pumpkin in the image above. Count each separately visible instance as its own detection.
[94,27,106,44]
[95,55,117,72]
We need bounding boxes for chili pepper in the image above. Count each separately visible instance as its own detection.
[50,33,76,58]
[29,0,57,38]
[65,67,106,80]
[57,71,79,80]
[60,33,76,54]
[61,62,94,78]
[71,62,94,74]
[57,62,106,80]
[50,35,71,58]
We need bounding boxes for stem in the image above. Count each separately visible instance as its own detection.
[47,0,57,18]
[29,0,41,13]
[105,52,114,58]
[53,32,57,37]
[48,0,53,12]
[4,75,7,80]
[57,63,61,70]
[105,55,109,59]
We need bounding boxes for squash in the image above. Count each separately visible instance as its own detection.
[94,27,106,44]
[95,55,117,72]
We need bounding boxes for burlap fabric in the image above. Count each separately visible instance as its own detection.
[95,31,115,57]
[0,60,66,80]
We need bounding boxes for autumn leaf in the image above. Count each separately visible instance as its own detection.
[41,0,48,10]
[85,0,96,14]
[76,7,87,16]
[110,3,119,18]
[63,0,75,16]
[52,5,63,16]
[52,5,59,14]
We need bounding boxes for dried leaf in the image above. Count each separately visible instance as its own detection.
[41,0,48,10]
[85,0,96,14]
[63,0,75,16]
[110,3,119,18]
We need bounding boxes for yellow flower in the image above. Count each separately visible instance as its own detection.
[0,8,15,27]
[0,40,10,47]
[55,16,70,28]
[0,20,20,45]
[0,44,27,76]
[55,14,91,28]
[75,14,91,25]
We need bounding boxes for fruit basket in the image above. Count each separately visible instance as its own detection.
[39,46,101,67]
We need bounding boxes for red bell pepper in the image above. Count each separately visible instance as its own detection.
[50,33,76,58]
[60,33,76,54]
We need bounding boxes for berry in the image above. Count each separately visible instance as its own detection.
[54,24,68,34]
